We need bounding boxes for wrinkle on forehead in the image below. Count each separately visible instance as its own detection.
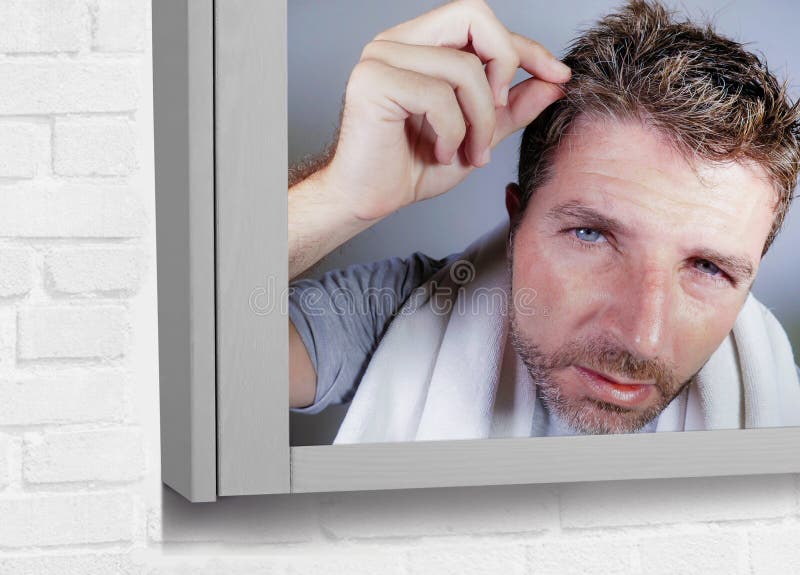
[542,117,776,257]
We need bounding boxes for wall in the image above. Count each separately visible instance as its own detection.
[0,1,796,574]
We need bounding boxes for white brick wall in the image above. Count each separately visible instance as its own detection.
[0,1,797,574]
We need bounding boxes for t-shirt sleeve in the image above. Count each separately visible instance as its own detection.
[289,249,460,414]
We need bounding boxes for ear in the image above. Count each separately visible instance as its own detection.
[505,182,523,223]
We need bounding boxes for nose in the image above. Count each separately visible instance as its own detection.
[610,265,672,361]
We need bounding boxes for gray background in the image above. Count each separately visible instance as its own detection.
[288,0,800,446]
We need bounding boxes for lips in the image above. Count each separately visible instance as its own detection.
[574,365,654,407]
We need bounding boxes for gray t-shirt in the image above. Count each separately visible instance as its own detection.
[289,249,462,414]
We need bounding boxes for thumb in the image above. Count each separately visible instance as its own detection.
[492,78,566,145]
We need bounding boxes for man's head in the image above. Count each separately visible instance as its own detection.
[504,0,800,434]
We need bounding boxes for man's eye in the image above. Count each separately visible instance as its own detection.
[571,227,608,244]
[695,259,723,277]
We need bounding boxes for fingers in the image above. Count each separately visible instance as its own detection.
[373,0,519,107]
[347,59,468,165]
[361,0,572,166]
[510,32,572,84]
[492,77,566,145]
[373,0,570,109]
[360,39,496,167]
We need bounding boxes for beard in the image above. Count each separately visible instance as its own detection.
[506,225,694,435]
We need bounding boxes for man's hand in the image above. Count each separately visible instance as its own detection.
[319,0,571,223]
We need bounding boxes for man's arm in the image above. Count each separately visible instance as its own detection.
[288,0,570,409]
[289,251,459,411]
[289,166,384,282]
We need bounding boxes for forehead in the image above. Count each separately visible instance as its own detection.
[537,116,775,253]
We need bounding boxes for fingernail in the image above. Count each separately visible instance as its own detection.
[480,148,491,166]
[552,59,571,77]
[500,85,509,107]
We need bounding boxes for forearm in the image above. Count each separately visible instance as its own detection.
[289,166,384,280]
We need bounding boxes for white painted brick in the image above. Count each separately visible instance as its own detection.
[750,525,800,575]
[24,428,144,483]
[45,246,146,294]
[0,181,145,238]
[405,543,527,575]
[17,305,128,360]
[639,530,745,575]
[0,247,33,297]
[147,557,285,575]
[0,553,143,575]
[560,475,795,528]
[0,491,134,547]
[0,121,51,178]
[148,487,315,544]
[54,117,137,176]
[0,0,86,53]
[0,371,126,425]
[319,484,559,539]
[0,433,9,488]
[0,60,139,114]
[528,537,637,575]
[93,0,146,52]
[0,307,15,372]
[0,122,36,178]
[286,552,401,575]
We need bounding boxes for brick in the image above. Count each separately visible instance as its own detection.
[0,247,33,297]
[639,531,745,575]
[17,305,128,360]
[93,0,146,52]
[54,117,137,176]
[0,0,86,53]
[0,181,145,238]
[319,483,559,539]
[0,121,37,178]
[146,557,285,575]
[0,491,134,547]
[0,371,126,425]
[0,121,50,178]
[0,552,143,575]
[528,537,637,575]
[45,246,146,294]
[405,543,527,575]
[0,433,8,488]
[750,526,800,575]
[0,60,139,114]
[286,552,401,575]
[24,428,144,483]
[560,475,795,528]
[0,307,15,371]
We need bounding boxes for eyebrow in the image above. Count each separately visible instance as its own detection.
[544,200,756,286]
[544,200,632,237]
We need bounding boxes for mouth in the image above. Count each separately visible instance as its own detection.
[573,365,655,407]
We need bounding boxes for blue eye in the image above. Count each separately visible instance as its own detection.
[572,227,608,244]
[697,260,722,275]
[695,259,722,277]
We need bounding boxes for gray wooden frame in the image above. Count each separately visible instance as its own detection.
[154,0,800,503]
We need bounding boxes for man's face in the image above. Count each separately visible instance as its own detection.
[506,117,776,434]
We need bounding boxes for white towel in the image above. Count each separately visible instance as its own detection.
[333,218,800,444]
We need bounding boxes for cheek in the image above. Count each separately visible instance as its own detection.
[511,232,599,334]
[672,300,744,373]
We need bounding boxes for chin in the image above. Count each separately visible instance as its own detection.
[546,392,663,435]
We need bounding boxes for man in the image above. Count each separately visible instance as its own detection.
[287,0,800,442]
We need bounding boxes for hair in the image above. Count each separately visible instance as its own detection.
[516,0,800,256]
